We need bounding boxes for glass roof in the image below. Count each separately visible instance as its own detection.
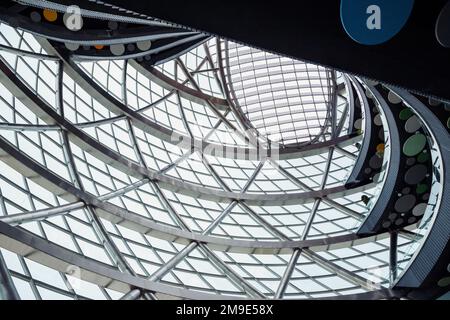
[0,18,422,300]
[224,41,335,146]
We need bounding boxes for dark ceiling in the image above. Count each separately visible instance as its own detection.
[89,0,450,102]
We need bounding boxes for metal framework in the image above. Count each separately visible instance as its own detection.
[0,6,444,300]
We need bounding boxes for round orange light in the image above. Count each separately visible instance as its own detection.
[94,45,104,50]
[43,9,58,22]
[376,143,385,153]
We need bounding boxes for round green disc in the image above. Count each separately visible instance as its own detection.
[437,277,450,287]
[416,184,428,194]
[417,152,429,163]
[403,134,427,157]
[399,108,413,121]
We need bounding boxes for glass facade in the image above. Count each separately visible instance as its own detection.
[0,3,444,300]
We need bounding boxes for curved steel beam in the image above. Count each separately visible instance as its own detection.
[139,35,212,67]
[9,0,173,27]
[70,34,209,61]
[0,219,404,300]
[343,75,355,136]
[0,43,58,61]
[345,77,373,186]
[1,36,363,161]
[392,89,450,289]
[0,220,241,300]
[0,10,196,45]
[133,61,229,110]
[219,39,270,148]
[46,39,363,160]
[0,251,19,300]
[0,130,338,252]
[0,133,373,253]
[358,83,435,235]
[357,83,401,235]
[0,122,361,161]
[0,59,371,205]
[0,127,417,253]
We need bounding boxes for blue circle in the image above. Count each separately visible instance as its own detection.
[436,1,450,48]
[340,0,415,45]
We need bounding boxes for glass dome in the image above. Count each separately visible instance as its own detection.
[0,0,442,301]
